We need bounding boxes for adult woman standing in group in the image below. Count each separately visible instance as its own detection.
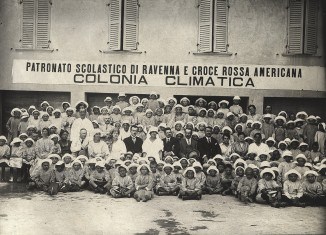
[109,128,127,160]
[142,127,163,162]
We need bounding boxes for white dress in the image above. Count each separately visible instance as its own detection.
[88,140,110,159]
[142,138,163,162]
[110,140,127,160]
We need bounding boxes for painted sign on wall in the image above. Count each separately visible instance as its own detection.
[12,59,326,91]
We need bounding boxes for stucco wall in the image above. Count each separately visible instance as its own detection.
[0,0,325,114]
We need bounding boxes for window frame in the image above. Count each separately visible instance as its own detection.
[18,0,52,51]
[285,0,319,56]
[195,0,231,55]
[106,0,140,53]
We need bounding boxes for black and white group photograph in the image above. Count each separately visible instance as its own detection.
[0,0,325,234]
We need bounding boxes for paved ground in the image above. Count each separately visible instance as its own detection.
[0,182,325,235]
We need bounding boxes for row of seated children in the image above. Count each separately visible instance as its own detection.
[23,149,326,206]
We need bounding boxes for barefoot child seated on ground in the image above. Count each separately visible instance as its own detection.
[237,167,258,204]
[156,164,179,196]
[49,160,67,195]
[179,167,202,200]
[89,161,111,194]
[110,165,134,198]
[256,168,282,207]
[64,160,85,192]
[134,164,154,202]
[204,165,223,195]
[28,159,53,192]
[282,169,305,207]
[301,170,324,206]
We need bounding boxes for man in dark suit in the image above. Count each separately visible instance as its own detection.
[180,128,198,158]
[197,126,222,164]
[123,125,143,154]
[162,127,180,159]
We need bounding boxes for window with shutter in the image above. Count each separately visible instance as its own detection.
[287,0,319,55]
[214,0,228,52]
[107,0,139,51]
[304,0,318,54]
[197,0,229,53]
[20,0,51,50]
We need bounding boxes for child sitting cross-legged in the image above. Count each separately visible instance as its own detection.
[237,167,258,204]
[156,164,179,196]
[179,167,202,200]
[89,161,111,194]
[48,160,68,195]
[28,159,53,192]
[64,160,85,192]
[110,165,134,198]
[134,164,154,202]
[256,168,282,208]
[204,165,223,195]
[281,169,305,207]
[301,170,324,206]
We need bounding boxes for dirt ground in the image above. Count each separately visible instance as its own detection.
[0,182,325,235]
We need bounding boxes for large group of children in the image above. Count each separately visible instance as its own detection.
[1,92,325,207]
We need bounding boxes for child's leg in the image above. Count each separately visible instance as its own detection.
[11,167,18,182]
[0,163,7,181]
[143,190,152,202]
[48,182,60,195]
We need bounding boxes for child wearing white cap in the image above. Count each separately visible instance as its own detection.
[303,116,318,148]
[141,109,155,128]
[217,100,230,118]
[278,151,295,183]
[156,164,179,196]
[314,123,326,154]
[89,161,111,194]
[261,114,275,139]
[28,159,53,191]
[274,116,286,143]
[18,113,29,135]
[281,169,305,207]
[256,168,282,207]
[0,136,10,181]
[301,170,324,206]
[116,93,130,111]
[62,108,76,134]
[293,154,310,178]
[237,167,258,204]
[21,138,37,182]
[229,96,243,117]
[110,165,134,197]
[134,164,154,202]
[122,107,135,126]
[49,161,67,195]
[179,167,202,200]
[6,108,22,143]
[148,92,160,112]
[64,160,85,192]
[9,138,24,182]
[204,165,223,195]
[28,110,40,131]
[285,121,299,140]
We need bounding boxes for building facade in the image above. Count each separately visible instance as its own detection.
[0,0,325,133]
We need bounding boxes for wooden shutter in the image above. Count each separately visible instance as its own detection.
[213,0,228,52]
[304,0,319,54]
[123,0,139,51]
[22,0,35,48]
[198,0,213,52]
[36,0,51,49]
[108,0,122,50]
[287,0,304,54]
